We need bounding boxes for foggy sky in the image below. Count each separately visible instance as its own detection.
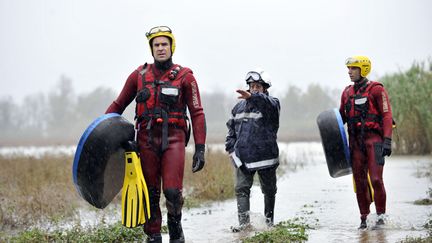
[1,0,431,102]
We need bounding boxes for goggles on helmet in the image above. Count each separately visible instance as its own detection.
[345,57,360,65]
[245,71,265,83]
[146,26,172,38]
[146,26,176,54]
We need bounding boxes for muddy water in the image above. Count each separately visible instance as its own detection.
[177,142,432,243]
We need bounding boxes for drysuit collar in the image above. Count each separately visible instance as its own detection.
[154,58,173,71]
[354,78,368,92]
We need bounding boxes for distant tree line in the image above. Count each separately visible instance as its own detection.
[0,77,338,146]
[0,76,124,145]
[2,61,430,154]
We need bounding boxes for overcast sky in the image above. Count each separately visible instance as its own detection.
[1,0,431,102]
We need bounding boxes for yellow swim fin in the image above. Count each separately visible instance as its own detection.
[121,151,150,228]
[352,172,374,202]
[136,152,151,222]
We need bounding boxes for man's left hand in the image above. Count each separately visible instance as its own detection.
[192,144,205,173]
[382,137,392,157]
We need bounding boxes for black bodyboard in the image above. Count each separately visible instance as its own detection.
[316,108,352,178]
[72,113,134,208]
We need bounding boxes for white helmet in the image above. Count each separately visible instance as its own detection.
[245,68,272,89]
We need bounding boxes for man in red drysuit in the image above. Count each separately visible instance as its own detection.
[106,26,206,243]
[339,56,393,229]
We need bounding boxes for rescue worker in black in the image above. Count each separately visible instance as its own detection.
[225,68,280,232]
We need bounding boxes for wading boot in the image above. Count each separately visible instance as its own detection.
[146,233,162,243]
[231,195,251,232]
[358,219,367,229]
[264,195,275,227]
[376,214,385,226]
[167,213,185,243]
[231,211,251,232]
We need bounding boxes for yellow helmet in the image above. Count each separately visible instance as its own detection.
[345,56,371,77]
[146,26,176,54]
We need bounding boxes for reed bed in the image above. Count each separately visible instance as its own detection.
[381,60,432,154]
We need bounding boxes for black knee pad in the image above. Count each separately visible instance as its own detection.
[164,188,183,214]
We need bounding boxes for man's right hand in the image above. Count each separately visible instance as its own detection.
[192,144,205,173]
[236,89,251,99]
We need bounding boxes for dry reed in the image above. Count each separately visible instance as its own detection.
[0,148,235,230]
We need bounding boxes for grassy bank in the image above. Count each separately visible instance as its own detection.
[0,149,237,241]
[243,218,313,243]
[0,155,79,229]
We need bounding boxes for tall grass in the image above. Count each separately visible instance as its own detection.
[381,60,432,154]
[183,147,235,207]
[0,155,79,230]
[0,148,235,232]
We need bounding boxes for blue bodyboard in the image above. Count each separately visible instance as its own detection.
[316,108,352,178]
[72,113,134,208]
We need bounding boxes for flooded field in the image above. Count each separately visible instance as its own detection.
[1,142,430,242]
[179,143,431,242]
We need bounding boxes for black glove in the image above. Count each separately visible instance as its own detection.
[382,137,392,157]
[192,144,205,173]
[123,140,138,152]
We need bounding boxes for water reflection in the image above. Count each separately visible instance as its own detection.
[182,143,432,243]
[358,229,388,243]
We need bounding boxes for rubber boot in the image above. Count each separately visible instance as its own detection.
[264,195,275,227]
[146,233,162,243]
[232,196,250,232]
[167,213,185,243]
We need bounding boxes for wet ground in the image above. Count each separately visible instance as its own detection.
[178,143,432,243]
[2,142,430,242]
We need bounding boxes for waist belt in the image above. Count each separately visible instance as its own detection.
[138,109,187,153]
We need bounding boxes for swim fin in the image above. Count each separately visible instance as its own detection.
[352,172,374,202]
[121,150,151,228]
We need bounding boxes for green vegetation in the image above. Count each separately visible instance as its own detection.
[243,218,313,243]
[413,198,432,205]
[381,60,432,154]
[399,219,432,243]
[7,223,146,243]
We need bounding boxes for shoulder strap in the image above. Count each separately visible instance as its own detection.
[365,81,383,92]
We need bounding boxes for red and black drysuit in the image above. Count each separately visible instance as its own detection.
[106,62,206,237]
[339,78,393,220]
